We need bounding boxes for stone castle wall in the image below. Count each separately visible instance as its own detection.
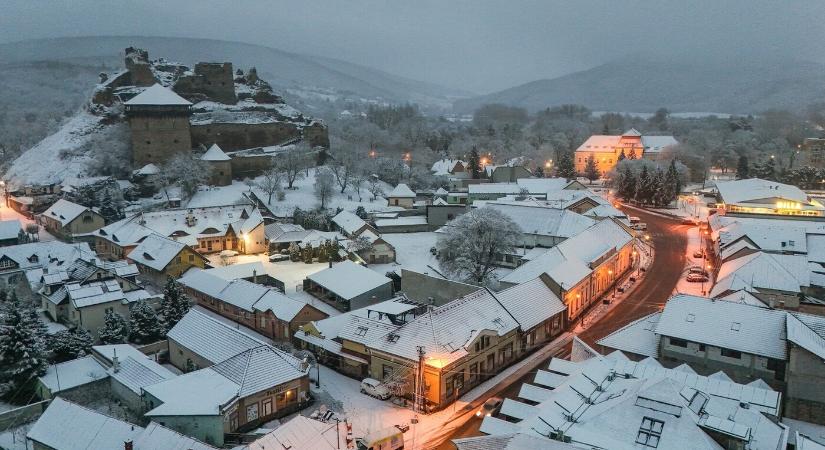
[174,62,237,105]
[190,121,327,152]
[129,113,192,166]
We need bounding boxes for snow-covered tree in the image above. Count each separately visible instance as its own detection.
[48,328,93,363]
[635,165,653,204]
[583,155,600,184]
[347,235,373,253]
[436,207,521,284]
[0,294,48,400]
[468,147,481,179]
[650,169,667,207]
[367,175,384,201]
[350,172,366,202]
[355,206,369,219]
[257,165,284,204]
[128,300,163,344]
[160,278,190,333]
[279,146,309,189]
[664,160,682,205]
[288,242,301,262]
[556,152,576,181]
[314,168,335,209]
[160,152,212,200]
[98,310,128,344]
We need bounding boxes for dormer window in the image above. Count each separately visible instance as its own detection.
[28,255,39,263]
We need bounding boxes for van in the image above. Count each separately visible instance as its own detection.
[360,378,391,400]
[357,426,404,450]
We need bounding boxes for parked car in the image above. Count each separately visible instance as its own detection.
[688,266,709,276]
[269,253,290,262]
[629,216,641,224]
[360,378,391,400]
[692,250,705,258]
[686,273,709,282]
[631,223,647,231]
[706,202,717,209]
[356,426,404,450]
[476,397,504,417]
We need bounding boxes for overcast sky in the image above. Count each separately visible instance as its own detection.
[2,0,824,94]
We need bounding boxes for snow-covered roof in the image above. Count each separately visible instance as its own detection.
[307,260,391,300]
[432,197,449,205]
[468,183,523,195]
[98,205,263,248]
[0,219,21,241]
[718,220,808,254]
[623,127,642,137]
[716,178,811,205]
[146,345,307,417]
[201,143,231,161]
[641,135,679,153]
[180,269,312,321]
[166,309,266,365]
[493,277,565,331]
[501,218,633,286]
[132,422,217,450]
[576,135,622,153]
[597,312,662,358]
[92,344,177,394]
[332,210,368,235]
[435,187,449,196]
[65,279,127,308]
[655,294,788,359]
[134,163,161,176]
[454,433,581,450]
[27,398,142,450]
[786,312,825,361]
[41,199,91,227]
[368,289,519,365]
[38,355,108,394]
[476,353,783,450]
[246,415,347,450]
[483,203,595,239]
[717,289,768,308]
[128,233,188,272]
[125,83,192,106]
[431,159,466,176]
[388,183,416,198]
[211,345,307,398]
[374,216,428,227]
[265,222,309,243]
[711,252,805,297]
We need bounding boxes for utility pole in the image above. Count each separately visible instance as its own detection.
[415,346,425,413]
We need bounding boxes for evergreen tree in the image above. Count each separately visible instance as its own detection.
[0,294,48,400]
[128,300,163,344]
[663,160,681,206]
[468,147,481,179]
[736,155,749,180]
[618,165,637,200]
[302,243,314,263]
[618,149,626,162]
[752,158,777,181]
[48,328,93,363]
[651,169,667,207]
[635,165,652,204]
[534,165,544,178]
[583,155,600,184]
[354,206,369,220]
[98,311,128,344]
[288,243,301,262]
[556,152,577,181]
[160,278,190,333]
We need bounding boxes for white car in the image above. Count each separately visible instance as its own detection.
[360,378,391,400]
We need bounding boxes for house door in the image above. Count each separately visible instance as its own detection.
[263,399,273,417]
[486,354,495,373]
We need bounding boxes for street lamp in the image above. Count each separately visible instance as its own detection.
[608,269,615,299]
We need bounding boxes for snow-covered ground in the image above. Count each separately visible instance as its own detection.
[368,232,441,276]
[5,111,106,186]
[674,225,714,297]
[187,168,405,217]
[0,201,57,243]
[203,253,341,317]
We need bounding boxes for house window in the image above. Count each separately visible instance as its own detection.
[382,364,394,380]
[0,259,14,269]
[698,344,706,352]
[469,363,478,382]
[246,403,259,422]
[260,317,267,329]
[83,215,93,223]
[188,254,194,262]
[721,348,742,359]
[636,417,664,448]
[669,338,688,348]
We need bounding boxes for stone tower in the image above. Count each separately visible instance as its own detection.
[124,84,193,167]
[201,144,233,186]
[174,62,237,104]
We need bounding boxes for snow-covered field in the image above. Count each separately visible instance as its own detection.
[187,168,404,217]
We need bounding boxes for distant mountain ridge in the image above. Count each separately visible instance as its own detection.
[0,36,469,106]
[454,57,825,114]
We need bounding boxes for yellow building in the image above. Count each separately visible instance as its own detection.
[574,129,678,176]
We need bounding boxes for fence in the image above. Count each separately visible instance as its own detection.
[0,399,50,431]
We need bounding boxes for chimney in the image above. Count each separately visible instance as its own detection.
[300,356,310,372]
[124,440,133,450]
[112,348,120,373]
[252,269,258,284]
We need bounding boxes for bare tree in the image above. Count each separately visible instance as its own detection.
[314,168,335,209]
[329,142,357,193]
[25,223,39,242]
[257,165,284,204]
[436,207,521,284]
[280,149,308,190]
[367,175,384,202]
[350,172,366,202]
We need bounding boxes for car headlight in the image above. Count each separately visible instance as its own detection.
[476,411,481,417]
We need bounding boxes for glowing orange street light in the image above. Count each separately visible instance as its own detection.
[369,150,376,158]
